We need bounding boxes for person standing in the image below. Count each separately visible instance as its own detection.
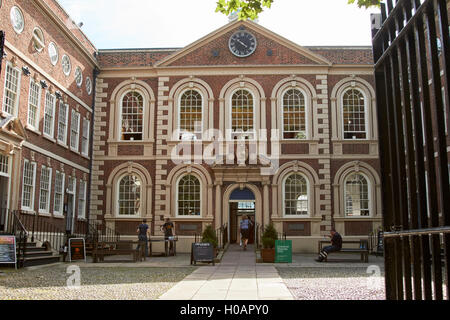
[240,215,253,251]
[136,219,150,259]
[161,218,175,255]
[315,228,342,262]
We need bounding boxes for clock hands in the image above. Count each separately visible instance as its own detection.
[236,39,248,48]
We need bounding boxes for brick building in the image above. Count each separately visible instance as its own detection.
[0,0,97,234]
[1,1,383,253]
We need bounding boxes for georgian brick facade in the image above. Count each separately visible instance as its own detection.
[1,1,383,253]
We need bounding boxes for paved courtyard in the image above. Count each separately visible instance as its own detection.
[0,245,386,300]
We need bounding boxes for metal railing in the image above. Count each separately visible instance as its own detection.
[0,30,5,78]
[372,0,449,300]
[15,211,67,254]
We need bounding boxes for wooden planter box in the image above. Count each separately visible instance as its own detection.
[261,248,275,263]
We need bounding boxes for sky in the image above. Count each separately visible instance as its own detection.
[57,0,380,49]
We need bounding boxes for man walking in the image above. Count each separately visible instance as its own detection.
[315,228,342,262]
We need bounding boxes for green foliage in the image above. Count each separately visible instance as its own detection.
[261,223,278,249]
[347,0,381,8]
[216,0,273,21]
[202,224,219,248]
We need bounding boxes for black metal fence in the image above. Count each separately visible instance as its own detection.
[372,0,449,300]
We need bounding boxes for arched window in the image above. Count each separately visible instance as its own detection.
[343,89,367,139]
[345,173,370,216]
[118,175,141,216]
[284,173,308,216]
[283,89,306,139]
[179,90,202,140]
[177,174,201,216]
[231,89,254,139]
[121,91,143,141]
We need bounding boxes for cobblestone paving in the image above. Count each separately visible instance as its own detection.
[0,265,196,300]
[277,267,386,300]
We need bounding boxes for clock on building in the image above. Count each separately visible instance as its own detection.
[229,30,257,58]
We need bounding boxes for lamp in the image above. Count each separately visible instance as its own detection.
[55,91,62,99]
[40,80,48,89]
[22,66,31,76]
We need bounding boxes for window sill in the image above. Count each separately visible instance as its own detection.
[25,125,41,136]
[38,211,52,217]
[272,217,322,222]
[57,141,69,149]
[43,134,57,143]
[334,217,381,222]
[70,147,80,155]
[53,214,64,219]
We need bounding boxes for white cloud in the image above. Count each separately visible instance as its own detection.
[57,0,379,49]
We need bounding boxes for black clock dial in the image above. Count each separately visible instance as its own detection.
[229,31,257,57]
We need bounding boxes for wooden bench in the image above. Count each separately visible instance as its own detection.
[92,241,144,263]
[318,239,369,263]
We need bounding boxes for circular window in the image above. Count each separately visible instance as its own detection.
[62,55,71,76]
[86,77,92,95]
[48,42,59,65]
[32,27,45,52]
[75,67,83,87]
[10,6,25,34]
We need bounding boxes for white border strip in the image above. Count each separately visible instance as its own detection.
[4,41,93,113]
[23,141,90,173]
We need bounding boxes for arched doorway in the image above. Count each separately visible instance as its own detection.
[229,188,256,244]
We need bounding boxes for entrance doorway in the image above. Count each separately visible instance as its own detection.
[229,188,256,245]
[0,155,11,231]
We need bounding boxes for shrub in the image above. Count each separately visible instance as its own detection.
[202,225,218,248]
[261,223,278,249]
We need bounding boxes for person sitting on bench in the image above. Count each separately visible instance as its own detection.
[316,228,342,262]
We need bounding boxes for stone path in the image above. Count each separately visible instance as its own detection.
[158,244,294,300]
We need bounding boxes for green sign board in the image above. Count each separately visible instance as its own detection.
[275,240,292,263]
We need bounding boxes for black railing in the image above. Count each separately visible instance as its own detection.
[15,211,67,254]
[372,0,449,300]
[89,219,121,244]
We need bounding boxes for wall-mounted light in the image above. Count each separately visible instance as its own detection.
[40,80,48,89]
[22,66,31,76]
[2,52,7,59]
[55,91,62,99]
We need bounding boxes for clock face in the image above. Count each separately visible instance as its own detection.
[229,30,257,58]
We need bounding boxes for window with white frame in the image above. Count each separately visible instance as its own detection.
[78,180,86,219]
[10,6,24,34]
[32,27,45,52]
[81,118,90,156]
[231,89,254,139]
[118,175,141,216]
[54,171,65,216]
[27,79,42,129]
[38,166,52,213]
[0,155,9,176]
[21,160,36,211]
[86,77,92,95]
[70,110,80,151]
[179,90,203,140]
[61,55,71,76]
[345,173,370,217]
[121,91,143,141]
[43,92,56,137]
[283,89,307,139]
[48,42,59,66]
[284,173,308,216]
[177,174,201,216]
[57,102,68,144]
[343,89,367,139]
[2,63,21,116]
[75,67,83,88]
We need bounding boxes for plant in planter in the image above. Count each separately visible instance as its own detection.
[261,223,278,263]
[202,224,219,256]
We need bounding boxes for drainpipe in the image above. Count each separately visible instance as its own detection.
[0,31,5,78]
[86,58,100,238]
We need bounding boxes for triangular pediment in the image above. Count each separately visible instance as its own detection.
[155,20,331,67]
[0,116,28,142]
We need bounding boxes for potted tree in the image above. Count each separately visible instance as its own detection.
[261,223,278,263]
[202,225,219,257]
